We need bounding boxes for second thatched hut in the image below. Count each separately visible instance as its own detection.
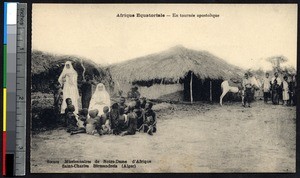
[110,45,244,102]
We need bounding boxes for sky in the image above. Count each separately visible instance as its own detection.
[32,4,297,71]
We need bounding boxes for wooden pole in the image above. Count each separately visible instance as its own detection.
[190,72,193,103]
[210,80,212,102]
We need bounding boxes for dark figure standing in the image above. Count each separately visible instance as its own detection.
[288,75,296,106]
[133,100,144,130]
[140,97,147,109]
[80,75,96,109]
[110,103,121,135]
[271,80,280,105]
[127,86,141,100]
[51,81,63,115]
[118,97,128,114]
[64,98,77,132]
[271,72,282,105]
[242,73,253,107]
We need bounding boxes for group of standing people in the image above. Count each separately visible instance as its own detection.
[262,72,296,106]
[53,61,157,136]
[242,71,296,107]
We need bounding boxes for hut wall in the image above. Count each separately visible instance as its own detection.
[114,81,184,101]
[113,81,132,97]
[139,84,184,101]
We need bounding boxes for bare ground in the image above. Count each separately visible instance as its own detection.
[31,101,296,173]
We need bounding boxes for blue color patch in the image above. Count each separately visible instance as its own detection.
[4,2,7,44]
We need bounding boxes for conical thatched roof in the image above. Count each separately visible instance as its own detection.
[110,45,244,83]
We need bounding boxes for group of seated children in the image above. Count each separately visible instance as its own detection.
[64,97,157,136]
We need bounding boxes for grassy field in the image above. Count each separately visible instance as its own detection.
[30,99,295,173]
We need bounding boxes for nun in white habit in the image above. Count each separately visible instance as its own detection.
[88,83,111,115]
[58,61,80,114]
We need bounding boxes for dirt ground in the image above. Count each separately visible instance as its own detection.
[31,100,296,173]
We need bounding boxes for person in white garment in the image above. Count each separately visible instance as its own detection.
[58,61,79,114]
[262,72,271,103]
[88,83,111,115]
[282,75,290,106]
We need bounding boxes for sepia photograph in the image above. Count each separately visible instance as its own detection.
[30,4,297,173]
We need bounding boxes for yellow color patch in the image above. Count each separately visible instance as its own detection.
[3,88,6,131]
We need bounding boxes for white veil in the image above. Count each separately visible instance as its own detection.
[58,61,80,114]
[89,83,111,115]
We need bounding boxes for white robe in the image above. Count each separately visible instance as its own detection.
[263,77,271,92]
[88,83,111,115]
[282,81,289,101]
[58,61,79,114]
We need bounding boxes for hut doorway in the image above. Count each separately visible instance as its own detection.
[183,71,223,102]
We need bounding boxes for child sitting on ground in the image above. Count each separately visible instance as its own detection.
[97,106,111,135]
[120,105,137,136]
[110,103,129,135]
[69,108,88,135]
[140,102,156,135]
[64,98,78,131]
[86,109,100,135]
[133,99,144,130]
[65,104,78,133]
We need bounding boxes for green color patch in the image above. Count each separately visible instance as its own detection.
[3,45,7,88]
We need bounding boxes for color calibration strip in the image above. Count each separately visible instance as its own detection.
[3,2,7,175]
[3,2,18,176]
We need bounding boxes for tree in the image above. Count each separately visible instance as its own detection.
[282,65,296,76]
[266,55,288,72]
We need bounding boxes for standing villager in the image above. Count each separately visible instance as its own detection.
[271,72,282,105]
[89,83,111,115]
[127,86,141,100]
[242,73,253,107]
[288,74,296,106]
[52,81,63,115]
[248,73,260,101]
[293,74,297,105]
[58,61,80,114]
[80,75,96,109]
[118,97,128,114]
[140,97,147,109]
[262,73,271,103]
[65,102,77,132]
[110,103,121,135]
[282,76,290,106]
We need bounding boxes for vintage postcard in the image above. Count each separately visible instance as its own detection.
[30,4,297,173]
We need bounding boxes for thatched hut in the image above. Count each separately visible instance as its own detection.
[31,50,114,94]
[110,45,244,102]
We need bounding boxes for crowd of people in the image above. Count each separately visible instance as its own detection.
[53,61,157,136]
[52,61,296,136]
[242,72,296,107]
